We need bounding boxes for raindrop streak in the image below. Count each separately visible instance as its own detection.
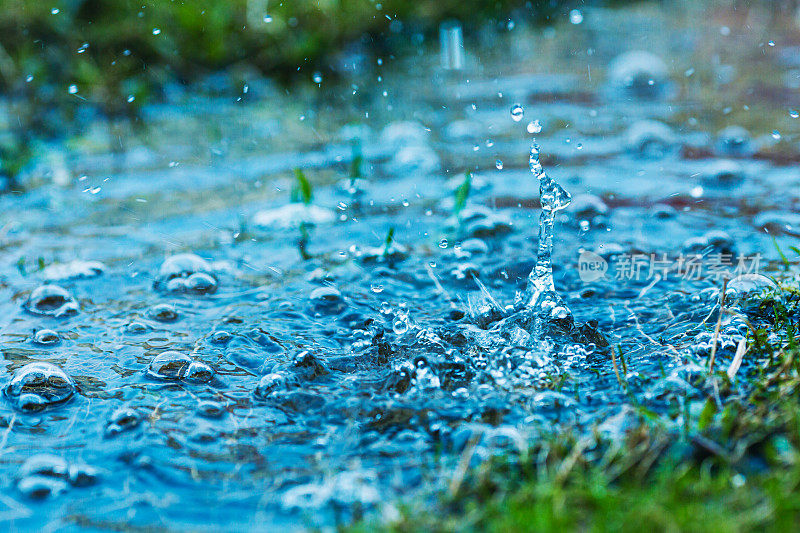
[524,142,572,330]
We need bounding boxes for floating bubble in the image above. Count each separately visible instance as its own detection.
[147,303,179,322]
[105,407,142,437]
[147,351,214,383]
[33,329,60,346]
[24,285,78,318]
[254,372,299,399]
[41,260,105,281]
[4,362,76,412]
[155,253,218,294]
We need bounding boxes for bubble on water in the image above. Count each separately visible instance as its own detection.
[147,351,214,383]
[716,125,754,157]
[147,303,178,322]
[527,120,542,134]
[197,400,225,418]
[569,9,583,24]
[125,321,150,334]
[253,204,336,229]
[495,159,503,170]
[4,362,76,412]
[608,51,668,98]
[41,260,105,281]
[254,372,299,399]
[33,329,60,346]
[16,455,70,499]
[392,318,409,335]
[510,104,524,122]
[309,286,346,314]
[24,285,78,318]
[210,330,232,344]
[15,454,99,498]
[625,119,677,156]
[155,253,218,294]
[370,284,384,294]
[105,407,142,437]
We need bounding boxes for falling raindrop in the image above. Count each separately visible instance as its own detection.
[569,9,584,25]
[527,120,542,134]
[510,104,524,122]
[495,159,504,170]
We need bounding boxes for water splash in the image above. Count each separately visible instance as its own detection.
[523,142,573,330]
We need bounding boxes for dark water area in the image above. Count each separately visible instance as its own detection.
[1,1,799,530]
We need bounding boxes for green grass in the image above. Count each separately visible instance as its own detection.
[352,279,800,532]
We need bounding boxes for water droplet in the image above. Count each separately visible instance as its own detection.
[790,109,799,119]
[370,284,384,293]
[68,85,78,94]
[312,71,322,84]
[152,28,161,35]
[527,120,542,134]
[772,130,782,140]
[438,238,449,249]
[768,40,776,47]
[569,9,583,24]
[510,104,524,122]
[51,8,60,14]
[495,159,504,170]
[26,74,34,82]
[263,14,273,23]
[127,95,135,103]
[24,285,78,318]
[4,362,75,412]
